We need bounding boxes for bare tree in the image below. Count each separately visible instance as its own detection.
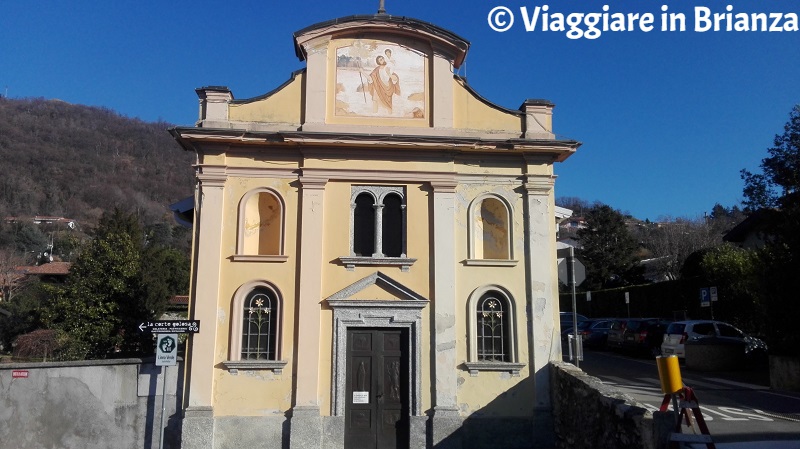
[635,217,720,281]
[0,248,28,302]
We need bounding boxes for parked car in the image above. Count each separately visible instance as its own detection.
[562,318,616,349]
[661,320,767,360]
[559,312,588,331]
[620,318,671,355]
[605,318,628,350]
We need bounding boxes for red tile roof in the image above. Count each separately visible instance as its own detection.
[18,262,72,276]
[169,295,189,305]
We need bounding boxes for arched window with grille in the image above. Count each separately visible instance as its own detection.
[476,294,509,362]
[241,287,279,360]
[465,285,525,376]
[223,282,287,373]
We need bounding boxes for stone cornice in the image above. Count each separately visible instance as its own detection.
[226,167,298,179]
[524,175,557,195]
[298,176,328,189]
[327,299,429,310]
[429,180,459,193]
[456,173,524,185]
[197,165,227,187]
[169,127,580,162]
[302,168,456,185]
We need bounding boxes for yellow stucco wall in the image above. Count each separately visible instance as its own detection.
[186,28,568,421]
[211,173,300,416]
[454,182,533,416]
[228,72,304,125]
[197,144,560,419]
[452,80,523,133]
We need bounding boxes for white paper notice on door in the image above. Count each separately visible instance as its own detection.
[353,391,369,404]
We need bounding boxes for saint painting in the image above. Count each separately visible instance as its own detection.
[335,41,426,119]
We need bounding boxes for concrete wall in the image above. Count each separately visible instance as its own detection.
[0,358,183,449]
[550,362,672,449]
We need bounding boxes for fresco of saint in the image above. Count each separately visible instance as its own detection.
[335,41,426,119]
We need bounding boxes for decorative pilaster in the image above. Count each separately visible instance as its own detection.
[523,174,558,410]
[181,165,227,449]
[429,179,463,447]
[290,175,328,449]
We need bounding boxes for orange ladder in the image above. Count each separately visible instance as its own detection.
[659,386,715,449]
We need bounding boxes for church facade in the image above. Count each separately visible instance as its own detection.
[170,12,579,449]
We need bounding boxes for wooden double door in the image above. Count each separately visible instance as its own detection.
[345,328,410,449]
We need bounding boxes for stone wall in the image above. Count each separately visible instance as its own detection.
[550,362,672,449]
[0,358,183,449]
[769,355,800,392]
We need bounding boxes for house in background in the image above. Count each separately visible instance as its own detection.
[723,208,775,250]
[170,11,579,449]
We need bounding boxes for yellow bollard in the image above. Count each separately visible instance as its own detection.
[656,355,683,394]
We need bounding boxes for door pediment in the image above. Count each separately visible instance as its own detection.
[325,271,428,306]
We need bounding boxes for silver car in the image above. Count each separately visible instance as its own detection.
[661,320,767,359]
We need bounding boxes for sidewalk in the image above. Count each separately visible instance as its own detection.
[687,442,800,448]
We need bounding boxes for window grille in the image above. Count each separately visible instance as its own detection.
[242,287,278,360]
[477,295,509,362]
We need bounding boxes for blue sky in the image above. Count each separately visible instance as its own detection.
[2,0,798,221]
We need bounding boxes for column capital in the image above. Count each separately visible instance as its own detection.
[197,165,227,187]
[299,176,328,190]
[429,180,458,193]
[524,175,556,195]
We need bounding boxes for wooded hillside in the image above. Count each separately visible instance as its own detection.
[0,96,195,228]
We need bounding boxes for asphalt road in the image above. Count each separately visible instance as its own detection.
[565,348,800,446]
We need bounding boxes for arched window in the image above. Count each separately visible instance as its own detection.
[353,193,376,256]
[479,198,510,259]
[223,282,287,373]
[234,188,288,262]
[382,193,403,257]
[476,294,509,362]
[465,285,525,376]
[466,195,516,266]
[341,186,415,271]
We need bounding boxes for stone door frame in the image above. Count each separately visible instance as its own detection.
[328,299,426,417]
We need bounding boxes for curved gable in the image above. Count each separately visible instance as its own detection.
[190,13,570,146]
[293,14,469,68]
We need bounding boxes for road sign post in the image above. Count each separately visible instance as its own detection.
[700,287,716,319]
[625,292,630,317]
[155,333,178,449]
[557,247,582,368]
[143,323,197,449]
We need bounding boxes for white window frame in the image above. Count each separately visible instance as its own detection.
[232,187,289,262]
[339,185,416,271]
[465,194,518,267]
[223,280,287,373]
[464,284,525,376]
